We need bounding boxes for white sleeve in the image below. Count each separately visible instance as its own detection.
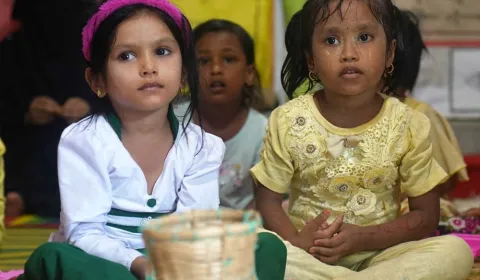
[58,127,142,269]
[176,133,225,212]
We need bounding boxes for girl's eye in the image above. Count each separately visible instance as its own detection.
[156,48,171,56]
[359,34,372,42]
[119,52,135,61]
[224,56,236,63]
[325,37,339,45]
[198,57,209,65]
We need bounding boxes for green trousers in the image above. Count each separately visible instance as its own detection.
[18,232,286,280]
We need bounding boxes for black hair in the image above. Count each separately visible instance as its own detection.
[87,4,199,133]
[392,8,427,96]
[281,0,399,99]
[193,19,264,110]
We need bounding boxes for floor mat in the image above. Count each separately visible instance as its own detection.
[0,216,58,271]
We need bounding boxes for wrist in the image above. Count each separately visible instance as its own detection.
[356,226,371,251]
[131,256,149,280]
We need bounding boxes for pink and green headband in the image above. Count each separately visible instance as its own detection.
[82,0,184,62]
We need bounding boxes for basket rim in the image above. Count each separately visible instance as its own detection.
[141,209,262,241]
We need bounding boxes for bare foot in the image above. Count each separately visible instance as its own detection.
[464,208,480,218]
[6,192,24,217]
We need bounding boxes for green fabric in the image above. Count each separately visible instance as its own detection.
[106,104,179,140]
[19,233,286,280]
[108,208,170,219]
[106,209,170,233]
[19,243,136,280]
[255,232,287,280]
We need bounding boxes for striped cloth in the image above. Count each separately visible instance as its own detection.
[0,216,58,271]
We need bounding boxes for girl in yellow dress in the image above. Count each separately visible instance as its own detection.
[251,0,473,279]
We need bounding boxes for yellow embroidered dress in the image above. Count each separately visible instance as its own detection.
[251,94,447,229]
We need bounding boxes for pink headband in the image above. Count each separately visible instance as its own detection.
[82,0,184,62]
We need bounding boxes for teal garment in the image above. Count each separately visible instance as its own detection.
[19,232,286,280]
[106,104,179,140]
[173,103,268,209]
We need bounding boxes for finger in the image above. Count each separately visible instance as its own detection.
[313,254,340,265]
[323,214,344,237]
[309,246,337,257]
[313,237,335,248]
[309,210,331,227]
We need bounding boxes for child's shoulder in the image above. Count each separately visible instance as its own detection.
[246,108,268,129]
[386,96,431,136]
[62,115,106,137]
[269,94,313,120]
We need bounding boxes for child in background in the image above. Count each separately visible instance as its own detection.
[18,1,285,279]
[252,0,473,279]
[174,19,267,210]
[393,9,469,219]
[3,0,96,218]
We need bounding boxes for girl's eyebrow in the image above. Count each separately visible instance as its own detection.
[322,21,377,34]
[112,37,177,51]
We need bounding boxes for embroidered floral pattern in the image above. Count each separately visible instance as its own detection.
[363,167,396,191]
[324,176,358,200]
[278,95,417,226]
[346,188,377,216]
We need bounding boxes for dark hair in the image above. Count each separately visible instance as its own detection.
[193,19,264,110]
[281,0,399,99]
[392,8,427,96]
[87,4,199,133]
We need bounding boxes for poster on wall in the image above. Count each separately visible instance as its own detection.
[395,0,480,42]
[452,49,480,113]
[172,0,274,89]
[396,0,480,118]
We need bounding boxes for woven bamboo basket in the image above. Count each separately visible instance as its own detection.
[141,209,262,280]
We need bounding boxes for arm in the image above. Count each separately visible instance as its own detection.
[176,133,225,212]
[436,175,457,197]
[359,112,445,251]
[58,126,143,270]
[358,190,439,251]
[256,185,298,241]
[251,109,298,240]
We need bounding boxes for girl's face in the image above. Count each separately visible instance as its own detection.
[94,11,183,114]
[196,31,255,106]
[308,0,395,97]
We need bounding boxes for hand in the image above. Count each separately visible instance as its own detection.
[61,97,90,123]
[0,0,21,42]
[310,223,365,264]
[27,96,61,125]
[130,256,151,280]
[290,210,338,252]
[6,192,25,217]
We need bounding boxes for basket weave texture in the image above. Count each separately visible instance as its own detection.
[142,209,261,280]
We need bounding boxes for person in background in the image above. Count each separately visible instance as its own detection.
[174,19,267,210]
[393,9,469,218]
[0,0,22,244]
[2,0,97,218]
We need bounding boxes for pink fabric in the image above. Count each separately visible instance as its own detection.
[82,0,184,61]
[0,270,23,280]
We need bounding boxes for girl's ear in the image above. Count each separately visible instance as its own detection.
[245,64,255,87]
[181,68,188,88]
[386,39,396,67]
[85,68,106,95]
[305,52,315,72]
